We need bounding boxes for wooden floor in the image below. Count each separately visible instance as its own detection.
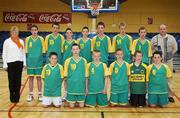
[0,70,180,118]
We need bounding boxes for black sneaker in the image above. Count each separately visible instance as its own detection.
[168,97,175,103]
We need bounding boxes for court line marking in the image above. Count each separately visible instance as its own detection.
[173,92,180,101]
[8,77,29,118]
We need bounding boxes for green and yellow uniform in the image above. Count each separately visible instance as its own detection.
[129,63,148,94]
[41,64,64,97]
[45,33,64,64]
[91,35,112,64]
[147,63,172,106]
[112,34,133,63]
[85,62,108,107]
[76,38,92,63]
[109,61,130,105]
[62,39,76,64]
[25,35,45,76]
[132,39,152,65]
[64,57,87,103]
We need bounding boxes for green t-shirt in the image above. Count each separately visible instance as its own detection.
[147,64,172,94]
[45,33,64,64]
[129,63,148,94]
[109,61,130,93]
[25,35,45,68]
[41,64,64,97]
[77,38,92,63]
[64,57,87,95]
[112,34,132,63]
[86,62,108,94]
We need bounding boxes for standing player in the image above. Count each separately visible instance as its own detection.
[76,26,92,63]
[25,25,45,102]
[109,49,130,106]
[147,51,172,107]
[132,26,152,65]
[41,52,64,108]
[91,22,112,64]
[64,43,87,108]
[129,50,148,107]
[112,23,133,63]
[85,50,108,107]
[62,28,76,64]
[45,22,64,64]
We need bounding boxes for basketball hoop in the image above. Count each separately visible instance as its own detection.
[90,3,100,16]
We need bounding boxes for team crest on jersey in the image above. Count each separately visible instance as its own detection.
[114,67,118,74]
[71,64,76,70]
[50,40,54,45]
[141,70,145,74]
[45,69,51,76]
[138,45,141,50]
[91,68,95,74]
[152,69,156,75]
[80,44,84,49]
[29,42,32,48]
[96,41,101,47]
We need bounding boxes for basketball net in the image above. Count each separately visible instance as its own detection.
[90,3,100,16]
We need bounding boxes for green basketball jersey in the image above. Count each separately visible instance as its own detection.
[112,34,132,63]
[91,35,112,64]
[109,61,130,93]
[25,35,45,68]
[132,39,152,64]
[129,63,148,94]
[62,39,76,64]
[64,57,87,95]
[147,64,172,94]
[77,38,92,63]
[86,62,108,94]
[45,33,64,64]
[41,63,64,97]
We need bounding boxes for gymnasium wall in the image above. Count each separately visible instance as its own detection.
[0,0,180,32]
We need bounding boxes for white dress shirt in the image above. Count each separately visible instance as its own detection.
[2,37,26,68]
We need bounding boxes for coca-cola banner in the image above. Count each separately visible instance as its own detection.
[3,12,72,24]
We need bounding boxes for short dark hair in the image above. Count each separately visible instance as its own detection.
[82,26,89,31]
[116,48,123,53]
[49,52,58,58]
[52,22,59,27]
[138,26,146,33]
[153,51,162,58]
[65,28,73,33]
[31,24,38,30]
[134,50,142,57]
[71,43,80,49]
[96,21,105,28]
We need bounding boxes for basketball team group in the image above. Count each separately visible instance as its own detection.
[2,21,178,108]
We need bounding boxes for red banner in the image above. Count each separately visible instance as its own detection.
[3,12,72,24]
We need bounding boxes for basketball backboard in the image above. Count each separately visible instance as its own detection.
[71,0,119,12]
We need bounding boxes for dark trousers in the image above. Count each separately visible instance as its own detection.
[130,94,146,107]
[7,61,23,103]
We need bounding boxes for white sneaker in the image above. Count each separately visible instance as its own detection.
[38,94,43,102]
[27,94,33,102]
